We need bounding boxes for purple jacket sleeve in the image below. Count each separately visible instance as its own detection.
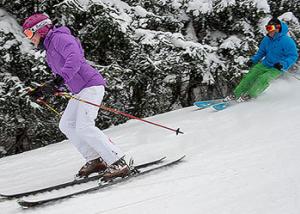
[52,34,84,83]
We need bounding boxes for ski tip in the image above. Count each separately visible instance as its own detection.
[193,101,211,108]
[160,156,167,161]
[18,199,29,208]
[173,155,186,162]
[167,155,186,165]
[179,155,186,160]
[18,199,40,208]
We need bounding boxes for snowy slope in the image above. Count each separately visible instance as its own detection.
[1,75,300,214]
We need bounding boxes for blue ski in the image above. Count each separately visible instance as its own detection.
[194,99,224,109]
[212,100,239,111]
[211,102,230,111]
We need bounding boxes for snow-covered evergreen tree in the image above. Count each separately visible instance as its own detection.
[0,8,64,157]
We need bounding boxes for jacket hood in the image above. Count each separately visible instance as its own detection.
[279,21,289,36]
[272,21,289,40]
[44,26,72,49]
[51,26,72,35]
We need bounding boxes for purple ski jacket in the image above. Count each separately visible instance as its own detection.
[44,26,106,94]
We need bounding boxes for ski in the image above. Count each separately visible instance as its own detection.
[0,156,166,199]
[194,99,224,109]
[211,101,232,111]
[18,155,185,208]
[211,98,249,111]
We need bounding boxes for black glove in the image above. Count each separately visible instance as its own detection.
[52,75,64,87]
[246,59,254,68]
[27,75,64,100]
[273,63,283,71]
[42,75,64,94]
[27,86,44,100]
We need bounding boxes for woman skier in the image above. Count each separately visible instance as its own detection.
[22,13,130,180]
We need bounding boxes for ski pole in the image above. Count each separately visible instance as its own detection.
[25,87,61,117]
[288,72,300,81]
[57,92,184,135]
[36,98,61,117]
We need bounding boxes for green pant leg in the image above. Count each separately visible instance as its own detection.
[233,63,266,98]
[247,68,282,98]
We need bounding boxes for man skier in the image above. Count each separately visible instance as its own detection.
[22,13,130,180]
[228,17,298,101]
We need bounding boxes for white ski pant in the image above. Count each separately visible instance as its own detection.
[59,86,124,165]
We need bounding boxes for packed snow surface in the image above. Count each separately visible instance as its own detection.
[1,75,300,214]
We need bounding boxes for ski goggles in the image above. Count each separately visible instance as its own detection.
[265,24,280,32]
[23,19,52,39]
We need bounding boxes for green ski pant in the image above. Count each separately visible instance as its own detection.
[234,63,282,98]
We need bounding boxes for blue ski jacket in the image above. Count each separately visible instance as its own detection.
[251,21,298,71]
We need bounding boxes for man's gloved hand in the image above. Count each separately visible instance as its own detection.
[273,63,283,71]
[246,59,254,68]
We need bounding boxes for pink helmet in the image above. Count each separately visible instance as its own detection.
[22,13,53,38]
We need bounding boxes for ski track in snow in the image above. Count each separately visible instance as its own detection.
[0,76,300,214]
